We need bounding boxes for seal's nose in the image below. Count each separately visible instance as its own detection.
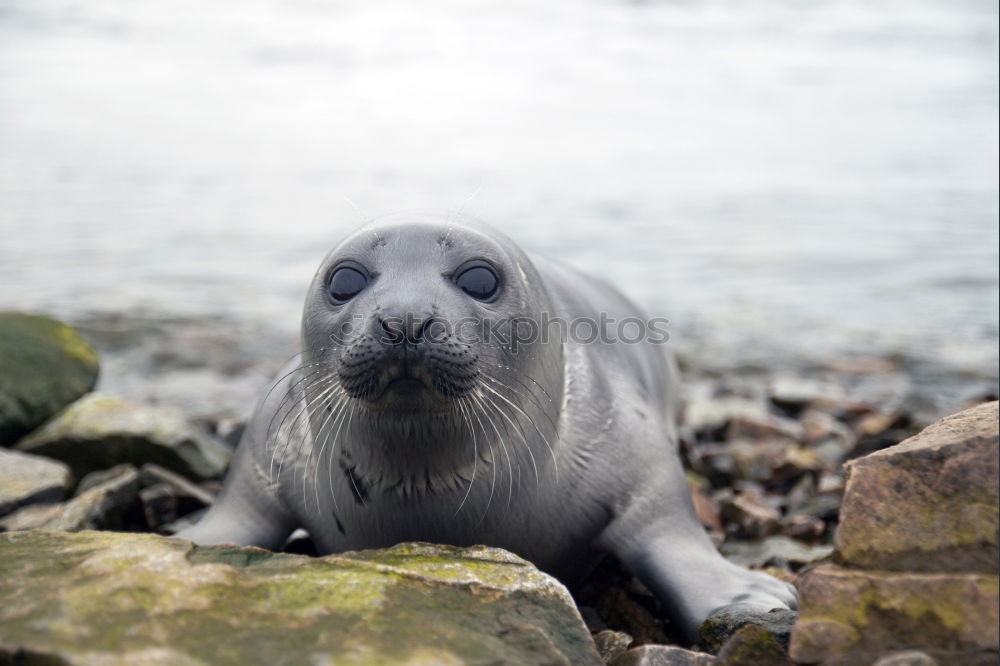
[378,312,434,345]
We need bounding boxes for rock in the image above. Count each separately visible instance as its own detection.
[684,398,770,439]
[139,462,217,506]
[730,440,789,482]
[779,514,827,542]
[715,623,791,665]
[75,463,137,494]
[768,376,848,418]
[870,650,939,666]
[788,564,999,665]
[771,446,825,484]
[139,483,180,529]
[0,531,603,666]
[598,584,670,647]
[835,401,999,573]
[15,394,232,482]
[719,491,782,540]
[609,645,717,665]
[698,607,796,654]
[0,464,139,532]
[725,414,802,445]
[689,477,724,537]
[720,536,833,570]
[800,409,854,447]
[0,312,99,445]
[593,629,633,663]
[0,449,72,516]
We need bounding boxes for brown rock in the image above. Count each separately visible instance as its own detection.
[726,414,803,445]
[835,401,999,573]
[598,585,669,647]
[689,478,724,535]
[609,645,716,665]
[788,564,999,665]
[593,630,633,663]
[720,491,781,540]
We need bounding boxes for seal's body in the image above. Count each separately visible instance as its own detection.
[180,213,795,638]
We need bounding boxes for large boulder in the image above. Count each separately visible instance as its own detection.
[0,312,99,445]
[0,531,603,666]
[0,448,73,516]
[790,402,1000,666]
[15,394,231,481]
[835,400,998,573]
[789,566,998,665]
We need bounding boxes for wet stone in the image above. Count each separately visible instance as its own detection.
[0,449,73,516]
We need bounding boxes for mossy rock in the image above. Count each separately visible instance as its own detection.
[835,401,998,574]
[788,564,999,665]
[15,394,231,482]
[0,531,603,666]
[0,312,99,446]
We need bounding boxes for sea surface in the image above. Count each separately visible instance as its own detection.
[1,0,997,421]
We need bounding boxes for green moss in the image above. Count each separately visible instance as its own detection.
[0,312,99,445]
[0,531,601,666]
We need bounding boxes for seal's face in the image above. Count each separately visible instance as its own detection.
[301,214,558,431]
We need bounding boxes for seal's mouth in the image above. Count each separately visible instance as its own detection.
[337,336,479,405]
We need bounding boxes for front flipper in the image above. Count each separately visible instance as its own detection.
[177,358,304,550]
[176,442,296,550]
[597,478,797,642]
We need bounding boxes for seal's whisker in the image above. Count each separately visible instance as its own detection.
[453,397,479,517]
[466,394,496,530]
[309,387,350,515]
[478,375,554,484]
[477,377,538,489]
[321,391,354,514]
[274,373,338,486]
[472,391,514,520]
[296,377,344,513]
[268,370,335,485]
[265,365,330,448]
[487,365,560,439]
[340,401,365,505]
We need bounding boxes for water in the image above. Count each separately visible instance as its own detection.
[1,0,997,418]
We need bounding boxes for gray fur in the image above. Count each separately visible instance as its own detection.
[179,212,795,639]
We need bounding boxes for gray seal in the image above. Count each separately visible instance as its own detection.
[179,212,795,639]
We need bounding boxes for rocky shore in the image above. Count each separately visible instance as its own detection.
[1,311,997,665]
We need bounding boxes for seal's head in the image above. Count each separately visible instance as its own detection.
[298,212,563,491]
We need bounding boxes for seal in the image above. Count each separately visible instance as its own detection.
[179,211,795,639]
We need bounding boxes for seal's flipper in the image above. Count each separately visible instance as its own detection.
[177,441,297,550]
[596,461,796,641]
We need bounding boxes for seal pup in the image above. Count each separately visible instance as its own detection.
[180,211,795,639]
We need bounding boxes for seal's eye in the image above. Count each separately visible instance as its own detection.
[456,265,499,301]
[328,267,367,304]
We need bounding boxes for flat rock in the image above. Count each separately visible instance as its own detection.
[609,645,716,665]
[0,312,99,445]
[0,531,603,666]
[720,536,833,569]
[0,464,139,532]
[835,401,998,573]
[869,650,939,666]
[15,394,232,481]
[0,448,72,516]
[788,564,999,665]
